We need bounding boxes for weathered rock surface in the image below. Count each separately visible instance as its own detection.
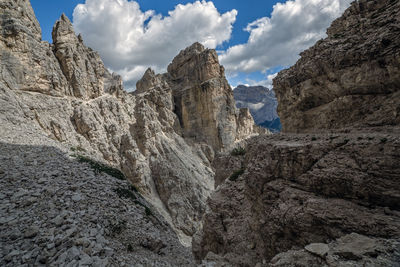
[270,233,400,267]
[193,1,400,266]
[234,85,281,132]
[193,131,400,266]
[52,14,123,99]
[0,127,194,266]
[274,0,400,132]
[136,43,266,151]
[0,0,262,256]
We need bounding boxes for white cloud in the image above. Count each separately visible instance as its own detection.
[240,72,278,89]
[220,0,352,75]
[73,0,237,89]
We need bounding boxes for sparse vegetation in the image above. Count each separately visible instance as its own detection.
[311,137,317,141]
[380,137,388,143]
[76,155,125,180]
[109,219,127,236]
[127,244,134,252]
[70,146,86,152]
[114,187,136,200]
[229,168,245,181]
[231,147,246,156]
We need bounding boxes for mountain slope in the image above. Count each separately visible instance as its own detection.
[193,0,400,266]
[0,0,264,263]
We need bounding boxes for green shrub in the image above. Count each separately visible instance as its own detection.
[127,244,134,252]
[311,137,317,141]
[114,187,136,200]
[77,155,125,180]
[229,168,245,181]
[71,146,86,152]
[109,219,127,236]
[231,147,246,156]
[145,207,152,216]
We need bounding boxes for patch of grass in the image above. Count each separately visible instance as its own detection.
[380,137,388,143]
[145,207,152,216]
[70,146,86,152]
[129,184,138,193]
[229,168,245,182]
[231,147,246,156]
[114,187,137,200]
[77,155,125,180]
[109,219,127,236]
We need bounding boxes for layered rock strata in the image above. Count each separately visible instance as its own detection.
[274,0,400,133]
[194,0,400,266]
[0,0,262,250]
[193,131,400,266]
[136,43,266,151]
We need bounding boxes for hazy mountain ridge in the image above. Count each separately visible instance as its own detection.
[233,85,281,132]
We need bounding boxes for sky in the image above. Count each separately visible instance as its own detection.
[30,0,352,90]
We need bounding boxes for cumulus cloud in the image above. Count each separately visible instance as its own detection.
[73,0,237,89]
[220,0,352,75]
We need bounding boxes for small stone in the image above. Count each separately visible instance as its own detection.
[37,178,47,184]
[305,243,330,258]
[89,228,97,237]
[71,194,82,202]
[24,226,39,238]
[52,215,64,226]
[79,253,93,265]
[47,243,55,250]
[247,242,256,250]
[67,246,81,260]
[75,237,91,247]
[104,247,113,256]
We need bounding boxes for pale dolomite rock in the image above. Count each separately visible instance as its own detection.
[0,0,263,250]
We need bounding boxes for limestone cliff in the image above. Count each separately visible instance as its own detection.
[136,42,266,151]
[193,0,400,266]
[193,131,400,266]
[0,0,262,255]
[274,0,400,133]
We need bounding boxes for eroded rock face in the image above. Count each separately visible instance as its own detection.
[52,14,123,99]
[136,43,266,151]
[194,1,400,266]
[0,0,262,248]
[0,0,70,96]
[274,0,400,133]
[193,132,400,266]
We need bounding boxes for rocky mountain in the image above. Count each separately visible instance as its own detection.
[193,0,400,266]
[0,0,263,265]
[233,85,281,132]
[274,0,400,133]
